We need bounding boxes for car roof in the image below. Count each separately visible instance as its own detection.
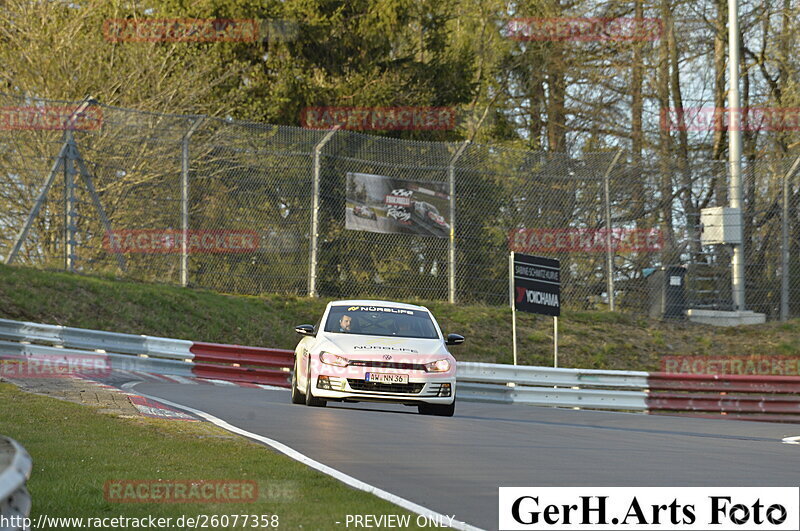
[328,299,430,312]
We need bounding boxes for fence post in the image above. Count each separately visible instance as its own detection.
[309,127,339,297]
[64,99,96,272]
[63,99,97,272]
[6,141,69,265]
[64,132,77,272]
[6,98,94,268]
[74,152,126,272]
[602,148,624,311]
[180,117,205,288]
[727,0,746,311]
[780,155,800,320]
[448,141,470,304]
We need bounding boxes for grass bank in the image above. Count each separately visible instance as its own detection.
[0,382,426,529]
[1,263,798,372]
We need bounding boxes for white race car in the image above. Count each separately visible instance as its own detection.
[353,205,377,220]
[291,300,463,416]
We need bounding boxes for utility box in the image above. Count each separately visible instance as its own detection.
[700,207,742,245]
[647,266,687,319]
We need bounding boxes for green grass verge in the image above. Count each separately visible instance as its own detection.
[2,263,800,372]
[0,382,428,530]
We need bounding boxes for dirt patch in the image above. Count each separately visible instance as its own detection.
[0,375,140,417]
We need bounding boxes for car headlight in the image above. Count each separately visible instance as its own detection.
[424,359,451,372]
[319,351,349,367]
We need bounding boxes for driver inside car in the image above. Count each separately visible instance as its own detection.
[394,320,414,336]
[338,314,353,333]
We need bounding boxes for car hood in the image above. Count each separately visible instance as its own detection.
[319,333,452,362]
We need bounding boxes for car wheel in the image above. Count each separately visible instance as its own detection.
[305,364,327,407]
[418,401,455,417]
[290,357,305,404]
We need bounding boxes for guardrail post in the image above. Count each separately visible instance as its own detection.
[181,117,205,287]
[780,155,800,320]
[308,127,339,297]
[448,141,470,304]
[602,148,624,311]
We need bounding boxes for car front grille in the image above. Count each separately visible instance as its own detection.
[347,379,425,394]
[348,360,427,371]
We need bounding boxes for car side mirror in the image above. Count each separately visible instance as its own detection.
[445,333,465,345]
[295,324,316,336]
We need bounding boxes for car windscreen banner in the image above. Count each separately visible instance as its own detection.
[345,172,451,238]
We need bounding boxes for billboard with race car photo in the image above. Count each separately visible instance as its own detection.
[345,172,451,238]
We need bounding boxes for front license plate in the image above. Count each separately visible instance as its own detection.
[365,372,408,384]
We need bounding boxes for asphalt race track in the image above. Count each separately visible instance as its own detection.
[130,382,800,531]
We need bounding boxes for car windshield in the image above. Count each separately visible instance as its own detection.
[325,305,439,339]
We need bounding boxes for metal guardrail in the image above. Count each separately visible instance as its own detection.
[3,318,799,420]
[456,362,649,411]
[646,372,800,422]
[0,318,649,408]
[0,437,32,531]
[0,318,292,387]
[457,362,649,388]
[458,363,800,420]
[0,340,193,378]
[190,342,294,386]
[0,319,193,361]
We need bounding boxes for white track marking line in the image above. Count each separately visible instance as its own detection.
[167,375,198,385]
[104,368,141,382]
[128,383,484,531]
[205,379,237,386]
[257,384,288,391]
[135,372,167,382]
[782,436,800,445]
[152,373,180,383]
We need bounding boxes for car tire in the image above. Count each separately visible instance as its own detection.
[418,401,455,417]
[305,364,327,407]
[290,357,305,404]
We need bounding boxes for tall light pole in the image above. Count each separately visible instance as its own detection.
[728,0,745,310]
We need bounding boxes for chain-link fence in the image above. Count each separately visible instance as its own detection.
[2,92,799,320]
